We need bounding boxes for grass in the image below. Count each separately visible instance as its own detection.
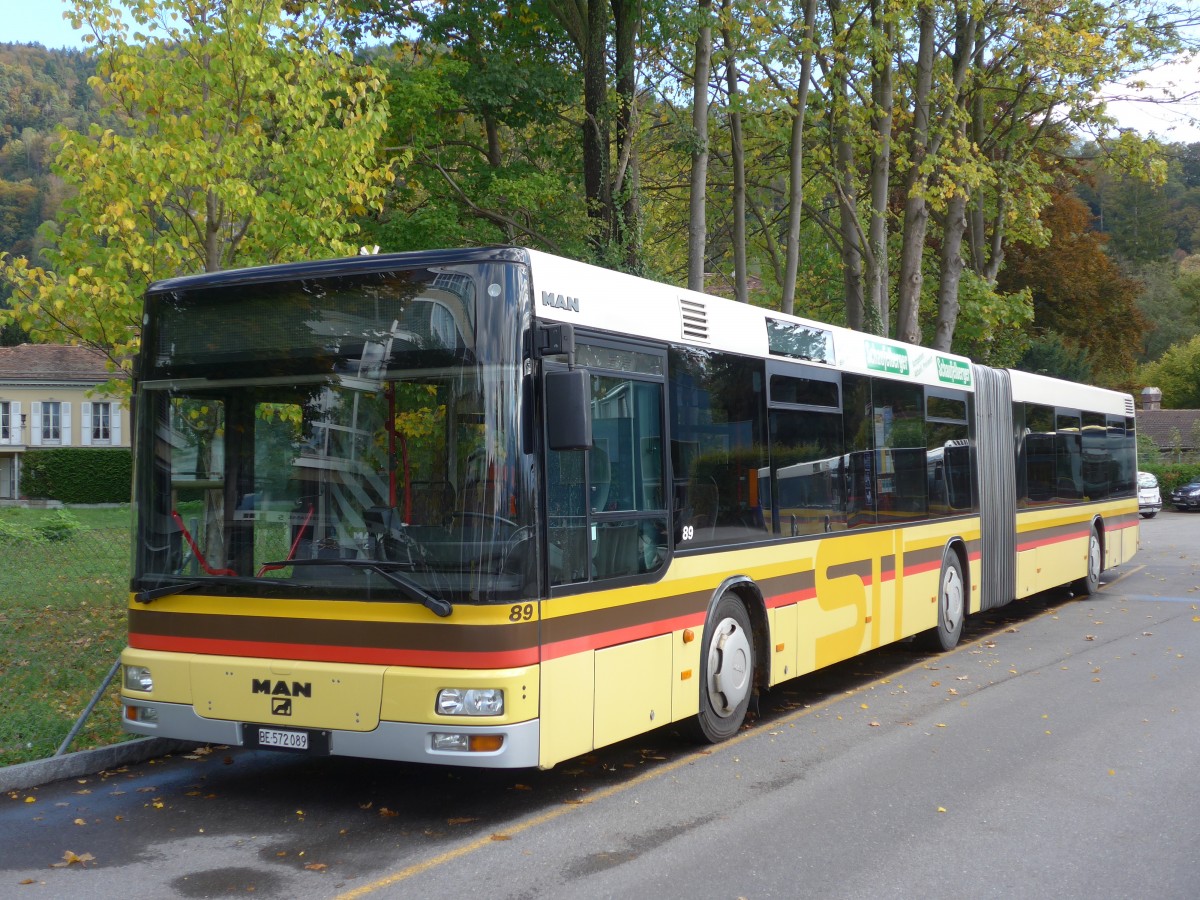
[0,505,133,766]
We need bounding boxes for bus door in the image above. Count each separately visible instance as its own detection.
[538,336,671,760]
[543,339,670,589]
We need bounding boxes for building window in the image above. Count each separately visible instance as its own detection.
[92,402,112,442]
[42,402,62,443]
[0,402,8,440]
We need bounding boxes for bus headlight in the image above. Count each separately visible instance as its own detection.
[124,665,153,692]
[436,688,504,716]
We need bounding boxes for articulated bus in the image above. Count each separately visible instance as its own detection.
[121,247,1139,768]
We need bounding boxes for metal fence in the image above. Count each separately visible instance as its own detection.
[0,508,132,765]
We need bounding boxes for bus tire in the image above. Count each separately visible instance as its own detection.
[1073,526,1102,596]
[692,593,754,743]
[917,552,965,652]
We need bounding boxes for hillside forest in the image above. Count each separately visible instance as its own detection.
[2,0,1200,406]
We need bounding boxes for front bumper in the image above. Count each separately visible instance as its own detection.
[1171,494,1200,509]
[122,698,541,768]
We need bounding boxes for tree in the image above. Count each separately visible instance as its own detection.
[1139,334,1200,409]
[1016,332,1094,382]
[1133,260,1200,362]
[0,0,392,376]
[686,0,713,291]
[366,5,589,256]
[999,184,1146,384]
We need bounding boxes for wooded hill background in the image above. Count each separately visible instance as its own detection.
[2,0,1200,405]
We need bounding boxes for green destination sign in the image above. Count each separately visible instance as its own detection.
[865,340,910,376]
[935,355,972,386]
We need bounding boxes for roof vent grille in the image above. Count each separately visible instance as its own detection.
[1124,397,1136,417]
[680,297,709,342]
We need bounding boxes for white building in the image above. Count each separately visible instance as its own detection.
[0,343,130,500]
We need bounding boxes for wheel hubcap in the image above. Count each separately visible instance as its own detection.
[707,617,751,717]
[941,565,963,632]
[1089,534,1101,581]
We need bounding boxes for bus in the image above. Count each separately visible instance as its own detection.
[121,247,1139,768]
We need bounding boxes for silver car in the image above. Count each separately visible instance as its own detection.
[1138,471,1162,518]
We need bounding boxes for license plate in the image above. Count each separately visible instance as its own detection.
[258,727,308,750]
[242,724,330,754]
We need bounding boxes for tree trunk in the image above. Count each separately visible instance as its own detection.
[780,0,816,316]
[546,1,612,243]
[866,1,893,335]
[687,0,713,292]
[836,130,865,331]
[934,192,968,351]
[895,0,934,344]
[612,0,642,271]
[584,0,610,233]
[484,113,502,168]
[721,6,747,302]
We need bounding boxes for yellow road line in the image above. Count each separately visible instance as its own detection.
[1102,564,1144,591]
[335,640,983,899]
[339,565,1140,898]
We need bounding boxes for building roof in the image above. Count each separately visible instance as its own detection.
[1136,408,1200,451]
[0,343,112,383]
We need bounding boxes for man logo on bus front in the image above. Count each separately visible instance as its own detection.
[272,697,292,716]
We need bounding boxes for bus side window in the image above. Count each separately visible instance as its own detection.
[548,371,667,586]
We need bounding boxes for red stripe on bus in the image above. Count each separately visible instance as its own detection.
[128,633,538,669]
[902,560,942,577]
[1016,528,1090,552]
[541,611,707,660]
[765,588,817,608]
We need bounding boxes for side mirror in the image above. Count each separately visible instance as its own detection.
[545,369,592,451]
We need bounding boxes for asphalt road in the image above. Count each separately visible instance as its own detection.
[3,511,1199,899]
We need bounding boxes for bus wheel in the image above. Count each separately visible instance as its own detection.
[694,594,754,743]
[918,553,964,652]
[1073,527,1102,596]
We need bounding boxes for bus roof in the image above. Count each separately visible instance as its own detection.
[525,248,977,392]
[142,246,1134,410]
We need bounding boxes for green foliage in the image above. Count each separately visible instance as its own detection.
[1138,333,1200,409]
[942,271,1033,368]
[0,1,393,374]
[37,508,85,542]
[1136,429,1161,466]
[363,28,593,259]
[1017,332,1094,382]
[1134,261,1200,362]
[20,448,132,503]
[1139,462,1200,495]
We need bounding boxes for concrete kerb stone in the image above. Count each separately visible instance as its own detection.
[0,738,191,794]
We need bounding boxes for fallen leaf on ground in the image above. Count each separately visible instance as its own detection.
[50,851,94,868]
[304,863,328,871]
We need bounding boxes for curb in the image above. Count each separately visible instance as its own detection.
[0,738,191,794]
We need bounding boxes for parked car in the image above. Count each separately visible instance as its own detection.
[1137,471,1162,518]
[1170,479,1200,511]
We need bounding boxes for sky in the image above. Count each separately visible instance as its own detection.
[3,0,1199,143]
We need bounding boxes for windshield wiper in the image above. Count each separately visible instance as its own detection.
[134,576,271,603]
[135,580,207,604]
[262,558,452,617]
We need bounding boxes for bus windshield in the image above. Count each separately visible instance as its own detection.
[132,257,535,605]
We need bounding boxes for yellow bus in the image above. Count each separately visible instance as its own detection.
[121,248,1139,768]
